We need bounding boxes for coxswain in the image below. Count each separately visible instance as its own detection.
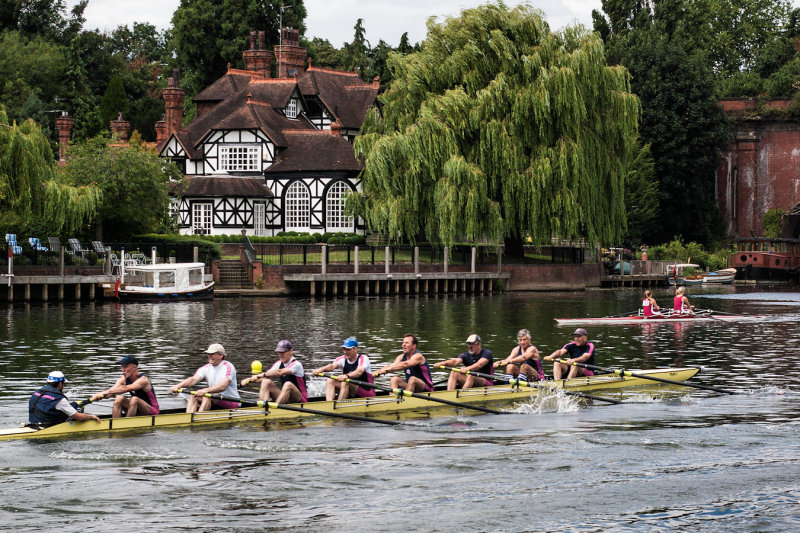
[543,328,597,380]
[673,287,695,315]
[28,371,101,427]
[497,328,545,384]
[91,356,160,418]
[435,334,494,390]
[373,333,434,392]
[242,340,307,404]
[312,337,375,401]
[169,343,241,412]
[642,289,663,318]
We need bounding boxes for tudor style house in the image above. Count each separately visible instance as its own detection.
[156,29,378,236]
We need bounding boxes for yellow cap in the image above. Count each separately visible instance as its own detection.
[251,360,263,374]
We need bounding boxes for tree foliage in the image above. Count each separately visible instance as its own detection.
[353,3,639,247]
[99,74,129,130]
[624,144,659,245]
[58,136,183,240]
[0,106,100,232]
[170,0,307,94]
[594,0,730,246]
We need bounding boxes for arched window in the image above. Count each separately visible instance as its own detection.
[326,181,354,231]
[285,181,310,231]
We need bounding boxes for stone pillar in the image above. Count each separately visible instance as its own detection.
[110,113,130,141]
[321,244,327,275]
[55,112,73,164]
[444,247,449,274]
[163,71,185,136]
[471,247,476,273]
[354,245,359,274]
[384,246,390,274]
[414,247,419,275]
[242,30,273,79]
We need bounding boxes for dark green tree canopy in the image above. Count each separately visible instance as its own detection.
[99,74,129,131]
[170,0,307,94]
[354,3,639,247]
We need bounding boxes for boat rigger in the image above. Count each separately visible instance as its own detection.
[0,367,701,441]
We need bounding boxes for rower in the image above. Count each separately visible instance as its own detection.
[170,343,241,413]
[242,340,307,404]
[543,328,597,380]
[674,287,695,315]
[435,334,494,390]
[642,289,663,318]
[91,356,160,418]
[373,333,434,392]
[497,328,544,384]
[28,371,101,427]
[312,337,376,401]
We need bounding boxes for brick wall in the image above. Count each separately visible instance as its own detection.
[716,99,800,237]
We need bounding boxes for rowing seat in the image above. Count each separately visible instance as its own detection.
[5,234,23,256]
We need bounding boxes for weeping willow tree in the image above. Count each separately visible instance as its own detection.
[352,3,640,248]
[0,106,101,233]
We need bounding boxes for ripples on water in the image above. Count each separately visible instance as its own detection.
[1,288,800,531]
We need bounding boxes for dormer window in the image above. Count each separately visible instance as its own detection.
[286,98,298,119]
[220,145,259,171]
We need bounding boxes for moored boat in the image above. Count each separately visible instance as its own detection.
[103,262,214,301]
[702,268,737,284]
[0,367,700,441]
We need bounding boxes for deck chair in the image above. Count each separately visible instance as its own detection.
[92,241,107,254]
[67,238,91,257]
[47,237,62,254]
[28,238,48,252]
[5,234,23,255]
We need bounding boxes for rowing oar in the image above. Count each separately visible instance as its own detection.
[315,372,505,415]
[174,388,403,426]
[76,393,115,407]
[434,365,623,404]
[553,359,736,395]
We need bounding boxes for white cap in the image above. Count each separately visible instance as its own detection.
[47,371,67,383]
[203,343,226,356]
[466,334,481,344]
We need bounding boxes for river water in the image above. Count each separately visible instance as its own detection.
[1,287,799,532]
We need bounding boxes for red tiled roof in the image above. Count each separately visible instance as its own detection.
[266,131,361,172]
[171,176,273,197]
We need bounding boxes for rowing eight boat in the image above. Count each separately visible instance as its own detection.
[0,367,701,441]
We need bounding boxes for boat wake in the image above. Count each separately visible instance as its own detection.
[49,449,187,463]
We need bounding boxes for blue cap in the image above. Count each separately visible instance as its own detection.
[118,356,139,366]
[341,338,358,349]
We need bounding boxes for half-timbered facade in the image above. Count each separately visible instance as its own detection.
[156,29,378,236]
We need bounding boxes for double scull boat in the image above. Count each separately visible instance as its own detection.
[0,367,700,441]
[555,309,765,325]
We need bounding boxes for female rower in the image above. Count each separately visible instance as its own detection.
[673,287,695,315]
[642,289,662,318]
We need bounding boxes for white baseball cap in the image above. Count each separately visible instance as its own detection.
[47,371,67,383]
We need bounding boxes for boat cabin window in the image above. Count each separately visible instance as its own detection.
[125,270,148,287]
[159,271,176,288]
[189,269,203,285]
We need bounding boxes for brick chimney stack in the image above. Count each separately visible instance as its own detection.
[110,112,130,141]
[155,115,167,145]
[162,69,185,136]
[243,30,273,79]
[55,111,73,164]
[274,27,307,78]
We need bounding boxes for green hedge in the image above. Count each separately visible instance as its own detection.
[131,234,221,261]
[646,239,731,271]
[194,232,365,245]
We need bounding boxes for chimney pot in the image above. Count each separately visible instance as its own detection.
[250,31,256,50]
